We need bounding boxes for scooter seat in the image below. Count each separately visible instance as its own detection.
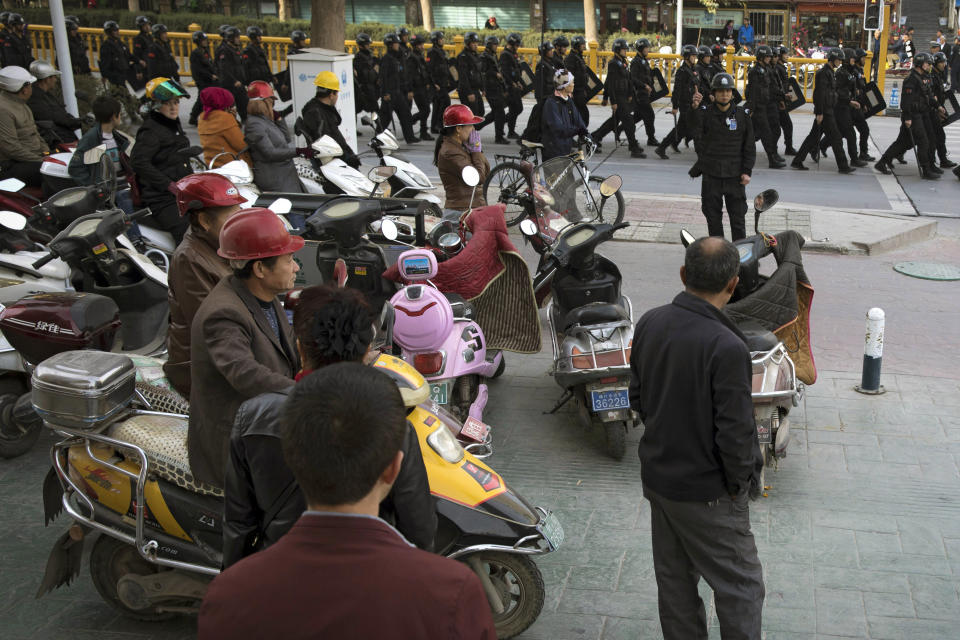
[738,320,780,352]
[521,140,544,149]
[443,292,474,319]
[562,302,629,332]
[109,414,224,498]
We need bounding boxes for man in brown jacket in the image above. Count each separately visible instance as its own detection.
[187,208,303,487]
[164,174,246,397]
[0,65,48,188]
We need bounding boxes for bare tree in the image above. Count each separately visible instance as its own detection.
[420,0,434,31]
[128,0,140,12]
[312,0,346,50]
[405,0,422,26]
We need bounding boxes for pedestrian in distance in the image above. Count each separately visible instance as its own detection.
[791,48,854,173]
[930,52,955,169]
[849,48,874,162]
[738,17,755,50]
[352,33,380,119]
[500,33,525,139]
[130,15,152,90]
[98,21,141,124]
[145,25,179,84]
[592,39,646,158]
[826,48,868,167]
[216,27,249,121]
[744,45,785,168]
[519,40,559,143]
[629,234,765,640]
[774,46,797,156]
[243,26,275,85]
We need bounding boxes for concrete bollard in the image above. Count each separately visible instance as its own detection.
[855,307,885,395]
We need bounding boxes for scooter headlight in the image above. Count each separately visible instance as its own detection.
[426,420,465,463]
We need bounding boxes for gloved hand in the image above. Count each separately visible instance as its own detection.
[295,147,315,158]
[466,130,482,153]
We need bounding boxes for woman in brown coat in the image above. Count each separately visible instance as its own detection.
[435,104,490,219]
[198,87,252,169]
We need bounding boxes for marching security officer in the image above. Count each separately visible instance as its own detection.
[689,73,755,240]
[408,35,434,141]
[397,27,412,57]
[276,30,307,102]
[500,33,525,138]
[188,31,216,125]
[217,27,248,120]
[655,44,700,159]
[67,19,90,75]
[554,35,570,61]
[919,57,943,174]
[99,21,141,122]
[695,46,714,95]
[146,25,179,83]
[353,33,380,118]
[244,26,275,85]
[427,31,453,134]
[131,15,152,90]
[289,30,308,56]
[792,48,853,173]
[457,32,485,117]
[1,14,32,69]
[710,44,726,77]
[480,36,508,144]
[744,46,785,168]
[850,48,874,162]
[876,53,939,179]
[931,52,955,168]
[774,46,797,155]
[565,35,590,125]
[520,40,559,142]
[631,38,659,146]
[591,39,645,158]
[379,33,418,144]
[832,49,868,167]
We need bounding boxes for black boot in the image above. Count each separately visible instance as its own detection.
[940,159,957,169]
[838,165,856,174]
[647,137,660,146]
[874,158,893,174]
[953,165,960,179]
[784,147,797,156]
[895,155,907,164]
[769,158,786,169]
[495,135,510,144]
[419,130,434,141]
[791,159,808,170]
[929,165,943,175]
[654,146,669,160]
[629,145,646,158]
[921,167,942,180]
[851,158,868,167]
[860,152,876,162]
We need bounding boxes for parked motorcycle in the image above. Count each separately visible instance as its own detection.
[361,113,442,204]
[36,350,561,639]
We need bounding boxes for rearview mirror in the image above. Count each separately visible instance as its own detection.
[0,178,25,193]
[0,210,26,231]
[268,198,292,215]
[679,229,696,247]
[461,166,480,187]
[380,218,399,241]
[368,165,397,183]
[599,175,622,198]
[754,189,779,213]
[519,219,538,237]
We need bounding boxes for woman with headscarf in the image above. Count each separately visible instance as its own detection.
[542,69,588,161]
[198,87,251,169]
[243,91,303,193]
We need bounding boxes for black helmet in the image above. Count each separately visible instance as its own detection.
[485,35,499,48]
[612,38,629,54]
[572,35,586,49]
[224,26,241,40]
[103,20,119,34]
[755,45,772,61]
[383,32,400,46]
[247,26,263,38]
[827,48,844,62]
[430,30,444,44]
[192,30,207,45]
[854,48,867,60]
[842,47,856,64]
[711,43,725,58]
[291,30,308,44]
[135,15,151,27]
[0,12,9,25]
[464,31,479,45]
[539,40,554,55]
[934,51,948,64]
[553,35,570,49]
[681,44,698,58]
[218,24,231,37]
[151,24,167,37]
[635,38,651,52]
[398,27,410,37]
[355,32,371,46]
[66,18,79,31]
[412,34,427,47]
[7,13,22,26]
[506,33,522,47]
[914,52,933,66]
[698,45,712,60]
[711,72,735,90]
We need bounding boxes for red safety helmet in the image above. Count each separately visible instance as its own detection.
[171,173,246,216]
[218,208,305,260]
[247,80,275,100]
[443,104,484,127]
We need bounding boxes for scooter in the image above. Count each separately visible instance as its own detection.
[361,113,442,205]
[35,350,561,640]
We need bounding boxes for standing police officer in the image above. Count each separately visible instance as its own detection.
[565,35,590,126]
[850,48,874,162]
[480,36,508,144]
[408,35,434,141]
[631,38,659,146]
[243,27,275,85]
[591,39,646,158]
[745,46,785,168]
[689,72,755,240]
[1,14,32,69]
[379,33,418,144]
[353,33,380,119]
[792,49,853,173]
[655,44,700,159]
[774,46,797,155]
[457,32,485,117]
[876,53,939,179]
[397,28,412,57]
[500,33,525,139]
[427,31,453,135]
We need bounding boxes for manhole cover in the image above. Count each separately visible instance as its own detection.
[893,262,960,281]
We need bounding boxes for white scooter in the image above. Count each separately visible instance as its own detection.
[361,114,442,205]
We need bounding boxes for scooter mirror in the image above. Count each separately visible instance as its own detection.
[754,189,779,213]
[0,210,26,231]
[519,219,538,237]
[380,218,399,241]
[368,165,397,183]
[599,175,623,198]
[268,198,292,215]
[0,178,25,193]
[461,166,481,187]
[679,229,696,247]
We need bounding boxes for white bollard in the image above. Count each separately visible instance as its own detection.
[855,307,885,395]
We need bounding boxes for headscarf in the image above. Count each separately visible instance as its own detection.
[200,87,234,120]
[554,69,574,91]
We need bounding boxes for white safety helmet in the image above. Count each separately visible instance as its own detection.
[29,60,61,80]
[0,66,36,93]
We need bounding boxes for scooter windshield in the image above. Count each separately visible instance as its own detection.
[532,157,600,246]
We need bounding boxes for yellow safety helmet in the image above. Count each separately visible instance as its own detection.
[145,76,188,102]
[313,71,340,91]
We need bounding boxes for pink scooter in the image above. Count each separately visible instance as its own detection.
[390,249,504,454]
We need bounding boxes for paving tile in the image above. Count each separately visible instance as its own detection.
[854,531,902,555]
[814,588,867,637]
[897,518,947,557]
[763,562,815,610]
[762,606,817,633]
[518,612,604,640]
[858,552,952,576]
[863,590,916,618]
[866,615,960,639]
[907,574,960,620]
[600,616,662,639]
[814,567,910,594]
[557,588,659,619]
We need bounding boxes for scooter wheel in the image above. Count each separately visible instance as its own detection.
[461,552,545,639]
[491,354,506,379]
[89,535,176,621]
[0,392,42,459]
[604,421,627,460]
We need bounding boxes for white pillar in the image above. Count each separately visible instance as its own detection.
[675,0,683,51]
[49,0,79,118]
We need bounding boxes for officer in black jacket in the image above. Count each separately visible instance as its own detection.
[146,25,179,82]
[688,73,754,240]
[931,52,955,168]
[1,14,32,69]
[217,27,248,120]
[353,33,380,116]
[564,35,590,125]
[850,49,874,161]
[408,35,434,141]
[695,46,714,96]
[591,39,645,158]
[520,41,559,143]
[774,46,797,155]
[188,31,216,125]
[427,31,453,134]
[479,36,508,144]
[379,33,418,144]
[67,19,90,75]
[792,48,853,173]
[744,46,785,168]
[397,27,412,58]
[457,32,485,117]
[876,54,939,179]
[99,21,141,122]
[500,33,524,139]
[656,44,701,159]
[131,15,152,90]
[829,49,868,167]
[631,38,659,146]
[919,58,943,173]
[243,26,275,85]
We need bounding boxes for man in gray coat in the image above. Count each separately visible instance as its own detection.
[188,208,303,488]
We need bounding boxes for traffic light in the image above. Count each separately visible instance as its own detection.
[864,0,883,31]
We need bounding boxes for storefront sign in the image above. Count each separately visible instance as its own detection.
[681,9,741,29]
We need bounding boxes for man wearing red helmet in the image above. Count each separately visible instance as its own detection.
[434,104,489,218]
[187,208,303,487]
[164,173,247,397]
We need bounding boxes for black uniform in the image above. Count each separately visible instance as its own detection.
[794,63,850,171]
[68,32,91,75]
[457,47,485,116]
[353,48,380,114]
[99,37,135,87]
[832,62,860,164]
[689,102,756,240]
[146,39,179,82]
[1,30,33,68]
[129,111,192,243]
[499,47,524,136]
[745,62,779,161]
[631,52,658,144]
[28,86,82,146]
[920,72,940,168]
[657,61,700,153]
[850,63,872,160]
[774,62,795,153]
[189,44,217,124]
[378,48,417,142]
[592,54,642,151]
[426,45,453,133]
[408,48,433,137]
[565,48,590,125]
[879,68,935,173]
[931,66,951,165]
[131,32,152,90]
[480,47,506,138]
[243,42,274,84]
[520,53,558,143]
[216,42,248,120]
[301,98,360,168]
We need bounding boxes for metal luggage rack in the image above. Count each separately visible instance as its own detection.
[751,342,801,402]
[547,298,634,373]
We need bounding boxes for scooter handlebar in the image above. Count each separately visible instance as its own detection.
[32,252,56,269]
[127,208,151,222]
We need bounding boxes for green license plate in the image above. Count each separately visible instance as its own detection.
[539,512,565,550]
[429,381,449,405]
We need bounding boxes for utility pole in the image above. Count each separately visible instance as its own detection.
[50,0,78,118]
[676,0,683,51]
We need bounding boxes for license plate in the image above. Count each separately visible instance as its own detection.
[757,423,771,445]
[460,416,490,443]
[539,512,565,550]
[590,388,630,412]
[429,381,449,405]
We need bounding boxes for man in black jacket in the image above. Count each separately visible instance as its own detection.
[222,286,436,567]
[520,41,558,143]
[353,33,380,117]
[850,48,874,161]
[457,32,485,117]
[217,27,248,121]
[591,39,645,158]
[931,52,955,169]
[27,62,82,146]
[876,54,939,179]
[791,49,853,173]
[408,35,434,141]
[629,235,764,640]
[301,71,360,169]
[131,15,152,91]
[1,14,32,69]
[689,73,754,240]
[500,33,525,138]
[744,46,785,168]
[829,49,868,167]
[631,38,659,146]
[378,33,418,144]
[479,35,508,144]
[774,46,797,155]
[146,25,179,83]
[67,19,90,75]
[427,31,453,134]
[99,21,141,124]
[565,35,590,126]
[656,44,701,159]
[188,31,217,125]
[243,26,275,85]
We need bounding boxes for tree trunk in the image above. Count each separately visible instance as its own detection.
[584,0,598,43]
[530,0,544,31]
[312,0,346,51]
[405,0,422,26]
[127,0,139,12]
[420,0,434,31]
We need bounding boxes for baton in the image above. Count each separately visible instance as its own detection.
[906,124,923,176]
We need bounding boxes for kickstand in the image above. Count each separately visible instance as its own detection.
[543,389,574,415]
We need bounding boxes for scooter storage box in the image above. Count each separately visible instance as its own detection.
[31,350,135,429]
[0,292,121,365]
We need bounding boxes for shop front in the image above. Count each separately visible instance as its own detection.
[795,1,875,49]
[680,7,742,46]
[599,2,675,35]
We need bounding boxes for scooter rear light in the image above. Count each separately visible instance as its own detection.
[599,377,619,384]
[571,346,632,369]
[414,351,444,375]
